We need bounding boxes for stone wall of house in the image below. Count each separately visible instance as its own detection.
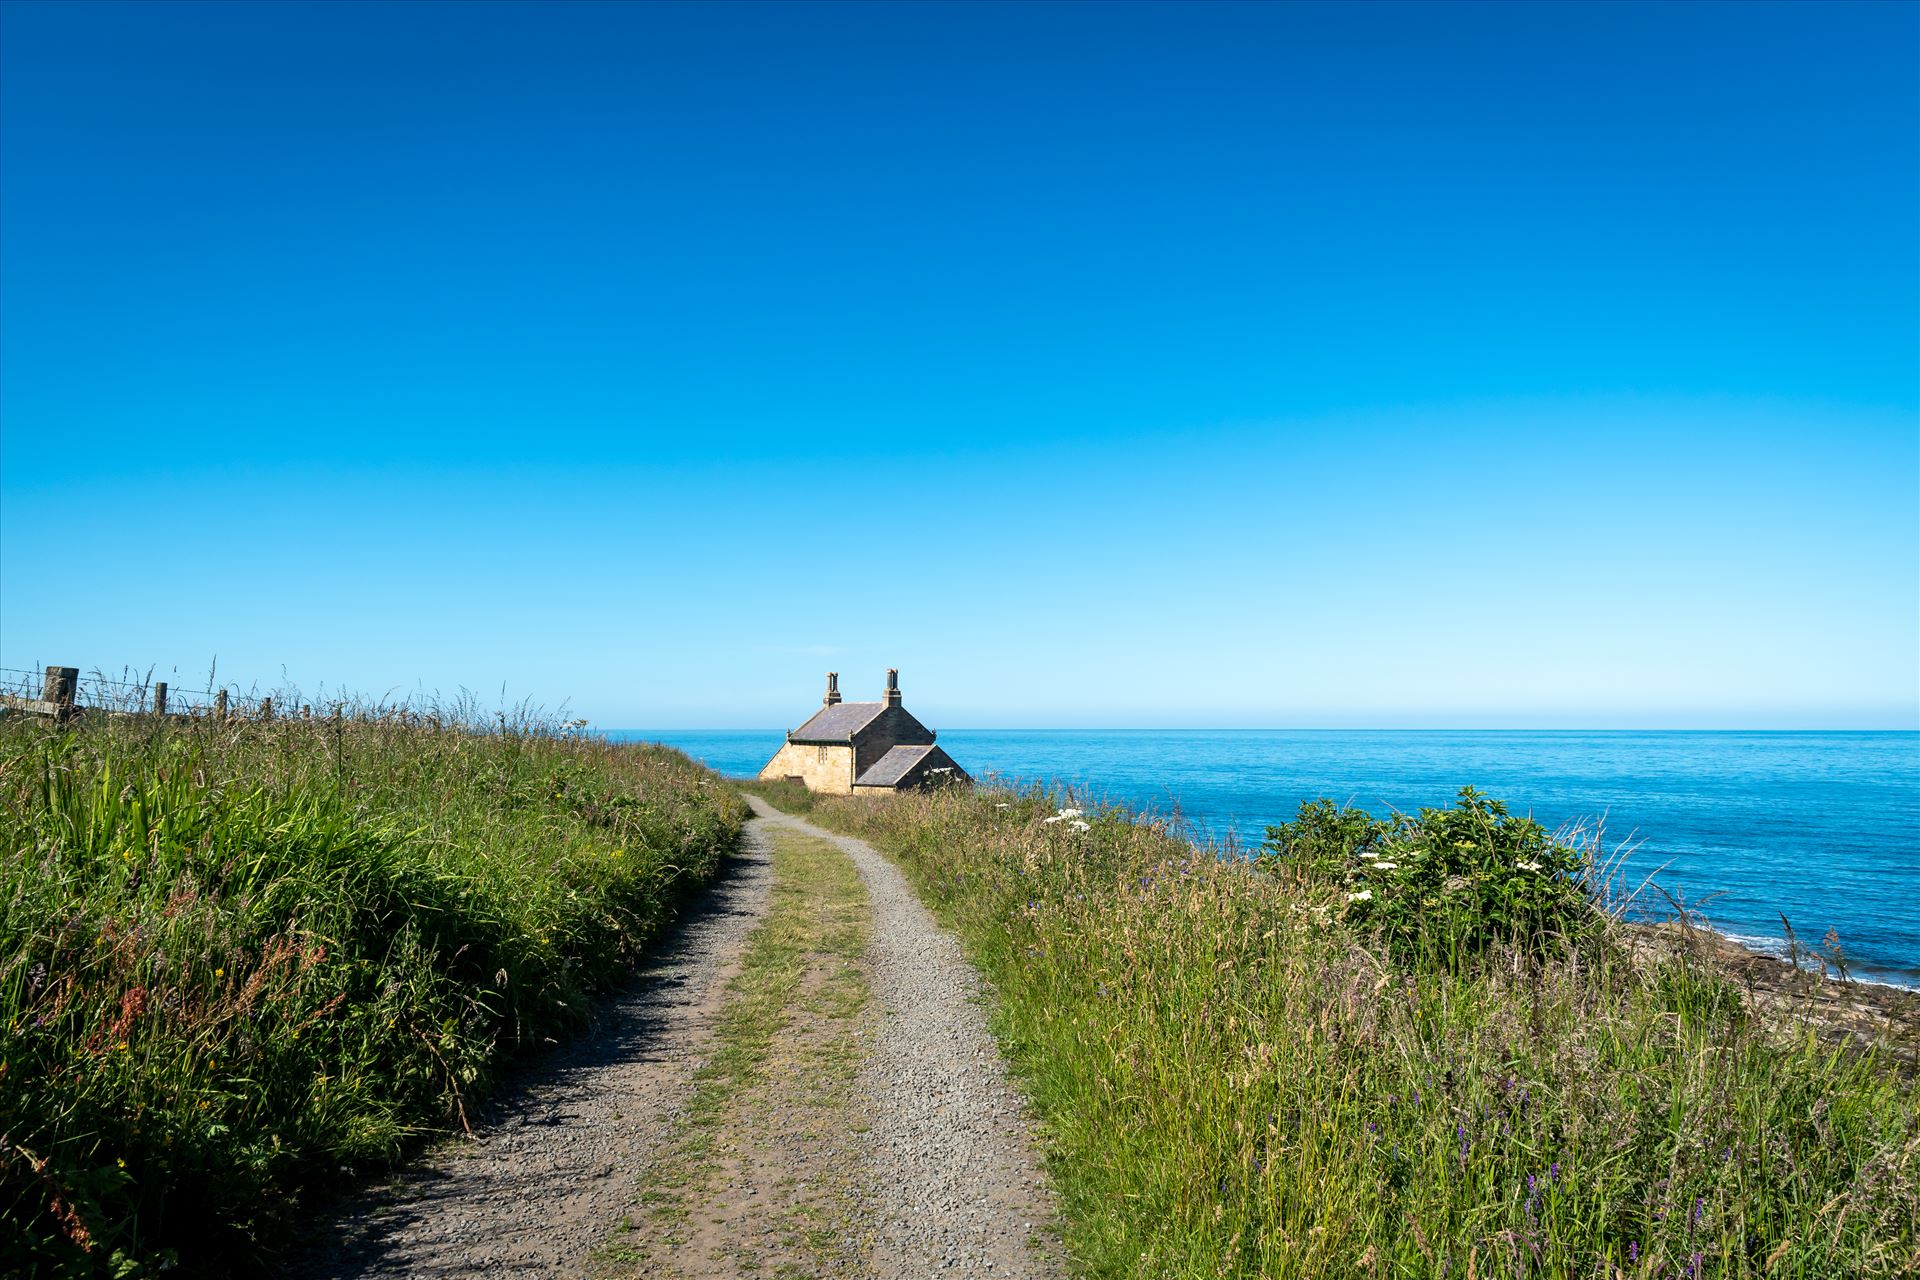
[758,741,856,794]
[851,707,937,778]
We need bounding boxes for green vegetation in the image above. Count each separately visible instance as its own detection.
[1263,789,1596,966]
[739,777,821,815]
[782,785,1919,1279]
[0,709,744,1277]
[603,822,871,1276]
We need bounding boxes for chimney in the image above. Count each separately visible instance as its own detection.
[883,668,902,709]
[823,672,842,706]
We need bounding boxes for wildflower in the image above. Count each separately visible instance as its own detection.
[1358,849,1379,859]
[116,1158,125,1169]
[116,1042,128,1052]
[214,968,224,979]
[1516,860,1543,872]
[612,850,624,859]
[1069,820,1090,833]
[1373,861,1398,871]
[1628,1241,1639,1264]
[1058,807,1083,819]
[1346,889,1373,903]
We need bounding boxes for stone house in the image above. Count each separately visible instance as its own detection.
[759,670,971,795]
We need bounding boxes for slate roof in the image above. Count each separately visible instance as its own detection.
[854,744,942,788]
[789,701,886,743]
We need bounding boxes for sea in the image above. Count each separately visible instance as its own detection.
[606,729,1920,989]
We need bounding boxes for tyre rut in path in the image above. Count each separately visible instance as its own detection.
[747,798,1064,1279]
[289,824,775,1279]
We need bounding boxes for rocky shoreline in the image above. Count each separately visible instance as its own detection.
[1628,920,1920,1071]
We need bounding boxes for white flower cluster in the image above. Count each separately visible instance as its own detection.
[1346,889,1373,903]
[1516,860,1543,872]
[1043,807,1090,832]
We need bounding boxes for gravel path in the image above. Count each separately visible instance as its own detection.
[296,802,1063,1279]
[288,825,775,1279]
[748,798,1063,1279]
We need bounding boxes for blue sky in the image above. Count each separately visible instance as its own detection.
[1,1,1914,728]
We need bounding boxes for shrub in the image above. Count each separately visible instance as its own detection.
[1257,797,1389,879]
[1264,787,1596,966]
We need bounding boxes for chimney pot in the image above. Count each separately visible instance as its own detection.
[823,672,841,706]
[884,667,902,709]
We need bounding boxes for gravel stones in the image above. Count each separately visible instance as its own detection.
[288,826,775,1279]
[748,799,1063,1279]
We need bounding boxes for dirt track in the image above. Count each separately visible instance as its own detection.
[291,800,1061,1279]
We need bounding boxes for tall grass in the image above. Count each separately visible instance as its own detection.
[787,785,1918,1279]
[0,707,744,1277]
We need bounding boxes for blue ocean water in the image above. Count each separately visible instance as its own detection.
[609,729,1920,987]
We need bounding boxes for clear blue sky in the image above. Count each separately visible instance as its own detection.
[1,1,1914,728]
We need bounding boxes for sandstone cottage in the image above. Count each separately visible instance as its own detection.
[759,670,971,795]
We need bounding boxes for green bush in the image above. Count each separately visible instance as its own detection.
[1264,786,1595,965]
[1256,796,1389,879]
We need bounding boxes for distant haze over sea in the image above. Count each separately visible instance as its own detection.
[609,728,1920,989]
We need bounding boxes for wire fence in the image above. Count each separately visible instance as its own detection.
[0,663,569,733]
[0,664,329,721]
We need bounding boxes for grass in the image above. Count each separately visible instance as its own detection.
[601,820,871,1276]
[0,706,745,1278]
[774,783,1920,1280]
[741,777,821,815]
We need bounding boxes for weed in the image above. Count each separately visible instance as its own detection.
[0,706,744,1276]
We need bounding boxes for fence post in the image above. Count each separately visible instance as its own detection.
[215,689,229,720]
[42,666,78,723]
[153,682,168,716]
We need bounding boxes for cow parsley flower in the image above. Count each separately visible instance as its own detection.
[1346,889,1373,903]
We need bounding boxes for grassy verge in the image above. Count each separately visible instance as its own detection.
[737,777,820,815]
[0,710,745,1277]
[600,821,871,1277]
[778,785,1919,1279]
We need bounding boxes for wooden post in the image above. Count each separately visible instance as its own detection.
[215,689,229,720]
[302,704,312,720]
[43,666,78,723]
[259,697,273,721]
[153,682,168,716]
